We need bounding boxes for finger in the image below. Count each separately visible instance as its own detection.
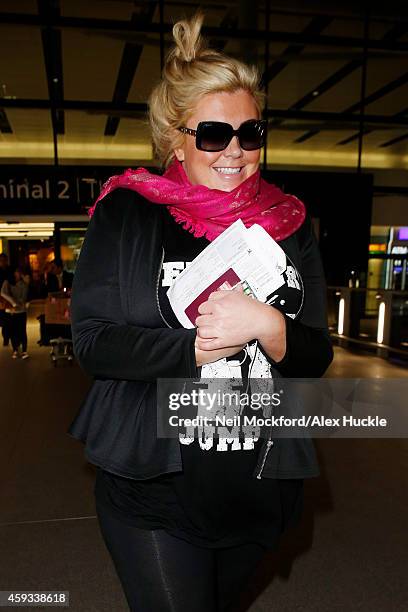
[197,337,223,350]
[196,326,218,339]
[197,301,213,315]
[195,337,215,349]
[195,314,212,327]
[195,336,221,350]
[208,290,229,301]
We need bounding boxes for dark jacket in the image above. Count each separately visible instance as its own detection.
[67,188,333,480]
[46,270,73,293]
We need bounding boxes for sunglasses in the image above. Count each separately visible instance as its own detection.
[177,119,267,152]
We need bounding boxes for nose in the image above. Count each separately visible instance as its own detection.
[223,134,243,158]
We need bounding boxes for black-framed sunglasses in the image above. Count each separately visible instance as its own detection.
[177,119,267,152]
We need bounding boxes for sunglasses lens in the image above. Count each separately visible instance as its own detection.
[239,121,265,150]
[196,121,266,151]
[198,123,232,152]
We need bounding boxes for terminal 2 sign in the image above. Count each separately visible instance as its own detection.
[0,165,152,215]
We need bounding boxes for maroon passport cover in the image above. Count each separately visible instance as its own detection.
[184,268,241,325]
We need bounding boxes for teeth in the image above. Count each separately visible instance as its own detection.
[214,167,242,174]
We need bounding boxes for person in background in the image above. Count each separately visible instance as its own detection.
[28,269,48,300]
[43,261,52,291]
[0,266,30,359]
[45,260,60,294]
[46,259,73,294]
[0,253,13,347]
[57,259,74,290]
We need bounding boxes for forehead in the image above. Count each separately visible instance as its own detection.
[190,90,259,125]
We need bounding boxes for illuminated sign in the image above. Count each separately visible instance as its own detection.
[369,243,386,253]
[391,246,408,255]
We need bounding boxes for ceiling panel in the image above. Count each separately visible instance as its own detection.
[320,16,364,38]
[114,117,152,144]
[60,0,134,20]
[61,110,107,140]
[256,12,313,33]
[269,119,360,151]
[362,129,408,151]
[62,29,124,100]
[267,44,357,110]
[3,109,52,140]
[364,60,408,110]
[0,0,37,13]
[127,33,163,103]
[163,2,227,27]
[0,26,48,98]
[363,81,408,115]
[304,68,362,112]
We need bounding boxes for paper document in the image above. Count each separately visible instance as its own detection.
[167,219,287,328]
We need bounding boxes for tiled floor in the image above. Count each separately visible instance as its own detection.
[0,309,407,611]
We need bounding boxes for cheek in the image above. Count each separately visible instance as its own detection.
[191,152,219,179]
[184,142,211,174]
[246,150,261,165]
[182,147,199,184]
[200,151,220,167]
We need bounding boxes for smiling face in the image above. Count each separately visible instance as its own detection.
[173,89,261,192]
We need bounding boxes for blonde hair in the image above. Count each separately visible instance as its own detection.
[148,11,266,169]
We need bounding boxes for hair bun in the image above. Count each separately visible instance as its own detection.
[171,11,205,63]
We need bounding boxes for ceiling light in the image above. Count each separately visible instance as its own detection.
[0,223,54,230]
[0,232,53,237]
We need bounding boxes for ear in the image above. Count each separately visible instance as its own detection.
[173,147,185,162]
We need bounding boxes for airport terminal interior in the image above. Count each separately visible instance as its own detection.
[1,0,408,610]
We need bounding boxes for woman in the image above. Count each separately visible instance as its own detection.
[0,266,30,359]
[0,253,13,347]
[68,12,333,612]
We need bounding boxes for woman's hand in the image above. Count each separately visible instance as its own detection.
[194,284,246,366]
[194,341,246,367]
[195,285,287,363]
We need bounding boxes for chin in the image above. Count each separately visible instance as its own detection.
[217,184,236,192]
[210,174,248,192]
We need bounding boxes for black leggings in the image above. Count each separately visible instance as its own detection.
[10,312,27,352]
[96,503,267,612]
[0,311,11,344]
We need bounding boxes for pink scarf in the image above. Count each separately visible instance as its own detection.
[88,157,305,242]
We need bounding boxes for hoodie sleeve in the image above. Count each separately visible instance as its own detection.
[1,280,16,307]
[259,214,334,378]
[70,189,198,383]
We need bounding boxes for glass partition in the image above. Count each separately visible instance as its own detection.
[59,227,86,274]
